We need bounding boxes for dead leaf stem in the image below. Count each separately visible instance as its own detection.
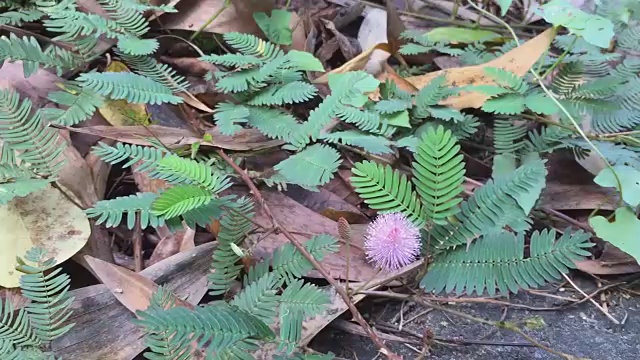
[215,148,402,360]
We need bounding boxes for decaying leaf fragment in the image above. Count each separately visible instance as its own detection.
[0,184,90,288]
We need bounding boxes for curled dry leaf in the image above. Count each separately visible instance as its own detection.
[575,243,640,275]
[0,184,90,288]
[403,28,556,109]
[52,242,215,359]
[313,43,392,83]
[84,255,193,313]
[58,124,285,151]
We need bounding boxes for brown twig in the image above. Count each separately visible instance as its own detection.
[562,274,620,324]
[133,214,143,272]
[215,148,402,359]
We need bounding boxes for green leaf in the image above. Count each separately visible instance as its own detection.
[423,27,501,43]
[525,92,559,115]
[383,110,410,128]
[594,165,640,207]
[151,185,212,219]
[328,72,379,107]
[590,207,640,263]
[254,9,293,45]
[492,153,517,178]
[496,0,513,16]
[286,50,325,72]
[275,144,341,188]
[535,0,615,48]
[482,94,526,114]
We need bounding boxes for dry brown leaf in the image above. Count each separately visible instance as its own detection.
[58,125,284,151]
[403,28,555,109]
[284,187,369,224]
[52,243,215,359]
[0,61,61,105]
[313,43,392,83]
[84,255,194,313]
[162,0,273,36]
[575,244,640,275]
[251,190,377,281]
[539,183,619,210]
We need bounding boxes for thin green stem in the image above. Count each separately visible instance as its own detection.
[189,0,231,41]
[539,37,577,79]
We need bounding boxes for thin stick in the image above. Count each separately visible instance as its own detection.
[215,148,401,359]
[562,274,620,324]
[133,214,143,272]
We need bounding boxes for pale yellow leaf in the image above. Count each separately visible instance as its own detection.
[98,61,150,126]
[0,184,90,288]
[404,28,556,109]
[313,43,391,84]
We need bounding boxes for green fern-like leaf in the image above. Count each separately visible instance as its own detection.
[271,235,339,284]
[278,280,329,353]
[77,72,183,105]
[0,9,44,26]
[274,144,341,188]
[91,141,167,175]
[0,178,52,205]
[154,155,232,192]
[412,126,465,225]
[208,197,255,296]
[413,75,455,119]
[134,303,275,358]
[231,273,279,324]
[421,229,592,296]
[0,34,82,77]
[493,118,528,154]
[16,248,75,343]
[289,71,380,149]
[117,52,190,93]
[41,82,104,126]
[85,192,165,229]
[151,185,212,219]
[0,89,65,177]
[247,81,318,106]
[320,131,394,155]
[350,161,426,228]
[483,67,530,94]
[482,94,526,114]
[430,158,547,252]
[0,300,39,348]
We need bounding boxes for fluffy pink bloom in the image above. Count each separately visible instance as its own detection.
[364,212,421,272]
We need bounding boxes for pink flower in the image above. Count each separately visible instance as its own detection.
[364,212,421,272]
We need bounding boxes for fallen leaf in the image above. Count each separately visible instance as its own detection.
[57,132,100,207]
[594,165,640,207]
[85,255,194,313]
[575,243,640,275]
[0,184,90,288]
[540,183,619,210]
[162,0,272,36]
[313,43,391,83]
[284,186,369,224]
[251,190,377,282]
[422,27,501,43]
[58,125,285,151]
[0,61,61,106]
[98,61,150,126]
[403,28,555,109]
[590,207,640,264]
[52,242,214,359]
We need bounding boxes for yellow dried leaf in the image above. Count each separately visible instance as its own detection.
[0,184,90,288]
[98,61,150,126]
[313,43,392,84]
[404,28,555,109]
